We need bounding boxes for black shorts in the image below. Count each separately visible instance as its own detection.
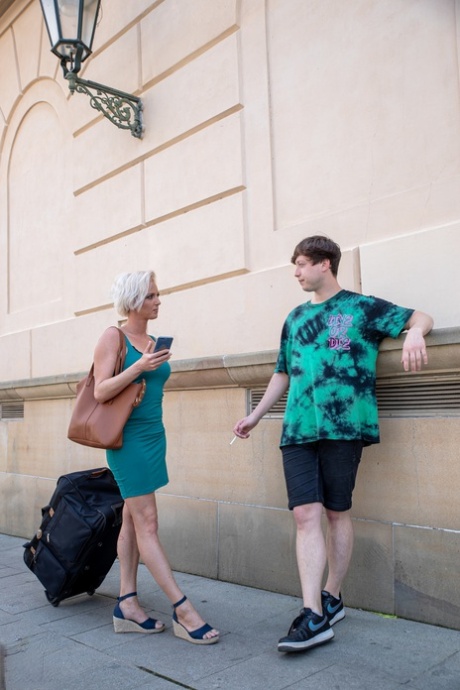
[281,440,363,512]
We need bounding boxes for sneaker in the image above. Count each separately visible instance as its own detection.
[277,608,334,653]
[321,590,345,626]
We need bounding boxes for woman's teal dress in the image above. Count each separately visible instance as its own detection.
[106,336,171,499]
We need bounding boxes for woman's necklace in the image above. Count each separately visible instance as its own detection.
[122,328,151,351]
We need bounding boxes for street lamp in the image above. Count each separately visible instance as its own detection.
[39,0,143,138]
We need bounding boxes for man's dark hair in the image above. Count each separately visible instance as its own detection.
[291,235,342,277]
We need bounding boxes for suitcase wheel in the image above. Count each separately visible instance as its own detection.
[87,590,95,596]
[45,591,60,607]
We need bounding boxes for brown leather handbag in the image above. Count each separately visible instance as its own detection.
[67,327,146,449]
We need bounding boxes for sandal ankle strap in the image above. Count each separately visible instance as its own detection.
[172,595,187,609]
[118,591,137,602]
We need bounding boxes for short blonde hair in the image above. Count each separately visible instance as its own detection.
[110,271,156,316]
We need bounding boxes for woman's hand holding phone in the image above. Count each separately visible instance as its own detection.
[139,337,173,372]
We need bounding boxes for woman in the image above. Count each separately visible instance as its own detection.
[93,271,219,645]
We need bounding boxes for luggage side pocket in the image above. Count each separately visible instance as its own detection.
[42,497,100,568]
[26,540,69,598]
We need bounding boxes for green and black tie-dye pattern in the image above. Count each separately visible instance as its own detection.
[275,290,414,447]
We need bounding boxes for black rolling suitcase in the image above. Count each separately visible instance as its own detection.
[23,467,123,606]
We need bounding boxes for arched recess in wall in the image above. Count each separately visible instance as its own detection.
[0,79,75,334]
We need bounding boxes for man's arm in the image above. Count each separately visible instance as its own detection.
[233,372,290,438]
[401,310,434,372]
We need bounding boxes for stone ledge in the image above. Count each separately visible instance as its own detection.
[0,327,458,402]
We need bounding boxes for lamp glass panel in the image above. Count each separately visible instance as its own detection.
[80,0,100,51]
[57,0,99,49]
[57,0,81,41]
[40,0,61,47]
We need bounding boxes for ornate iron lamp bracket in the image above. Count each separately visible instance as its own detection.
[65,71,144,139]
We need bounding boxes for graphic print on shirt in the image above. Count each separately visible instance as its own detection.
[327,314,353,350]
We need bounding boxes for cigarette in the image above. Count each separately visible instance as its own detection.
[230,435,238,445]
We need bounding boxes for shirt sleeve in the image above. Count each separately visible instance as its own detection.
[274,320,289,374]
[367,296,414,340]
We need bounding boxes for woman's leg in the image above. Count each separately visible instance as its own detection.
[116,502,164,628]
[126,492,219,640]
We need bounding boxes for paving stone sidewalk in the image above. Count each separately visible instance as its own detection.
[0,534,459,690]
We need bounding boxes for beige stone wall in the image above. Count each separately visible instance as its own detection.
[0,0,459,629]
[1,331,459,631]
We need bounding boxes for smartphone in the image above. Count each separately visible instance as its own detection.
[153,336,174,352]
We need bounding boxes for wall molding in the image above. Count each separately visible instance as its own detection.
[0,327,458,404]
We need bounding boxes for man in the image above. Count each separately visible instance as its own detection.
[233,235,433,654]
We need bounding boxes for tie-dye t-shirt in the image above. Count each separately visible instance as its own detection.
[275,290,414,446]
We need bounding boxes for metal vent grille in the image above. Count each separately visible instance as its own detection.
[0,402,24,421]
[248,374,460,419]
[248,389,287,418]
[376,375,460,416]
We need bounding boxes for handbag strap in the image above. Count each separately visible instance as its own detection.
[84,328,126,388]
[112,327,126,376]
